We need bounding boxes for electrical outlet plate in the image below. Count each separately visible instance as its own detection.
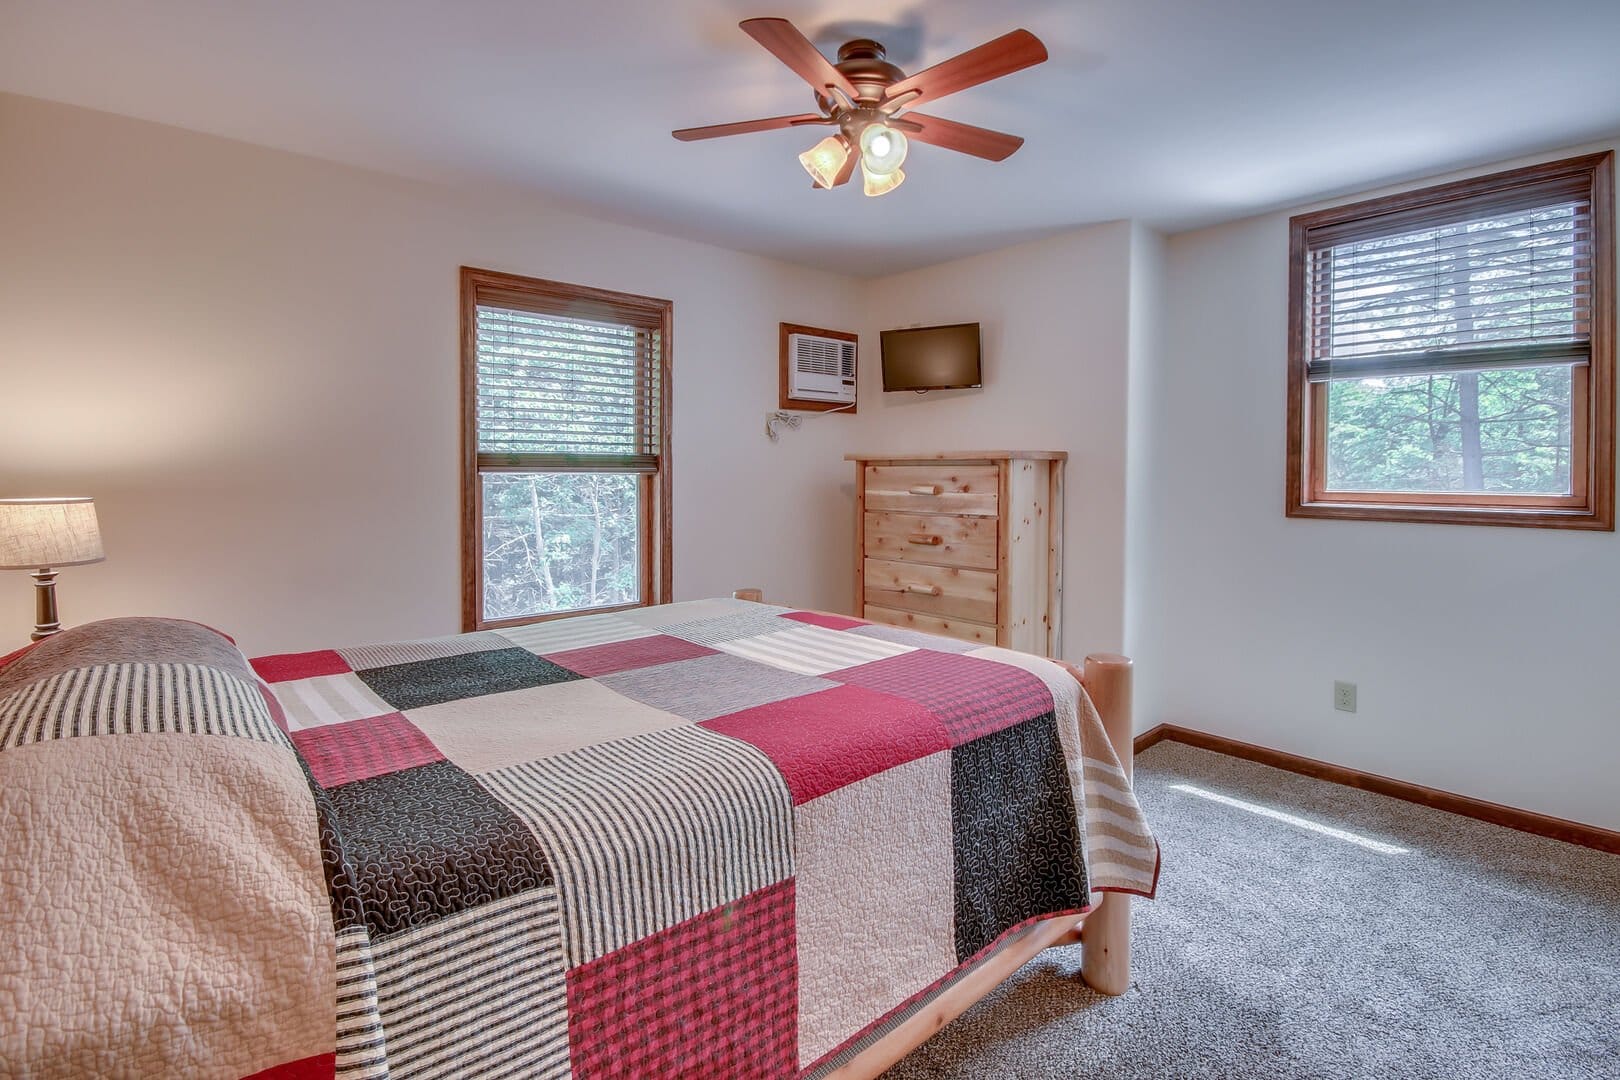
[1334,681,1357,713]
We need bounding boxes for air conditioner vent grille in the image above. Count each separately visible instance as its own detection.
[786,331,857,405]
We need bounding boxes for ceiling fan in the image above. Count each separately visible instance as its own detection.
[672,18,1048,197]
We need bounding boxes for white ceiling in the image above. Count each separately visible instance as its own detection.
[5,0,1620,276]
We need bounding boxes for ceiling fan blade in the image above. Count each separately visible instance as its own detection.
[740,18,859,99]
[672,113,828,141]
[901,113,1025,161]
[882,29,1047,109]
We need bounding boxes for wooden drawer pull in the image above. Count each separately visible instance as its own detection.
[904,583,943,596]
[908,484,942,496]
[907,534,943,546]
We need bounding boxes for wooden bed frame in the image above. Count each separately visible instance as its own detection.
[731,591,1135,1080]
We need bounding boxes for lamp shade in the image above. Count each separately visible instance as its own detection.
[0,498,105,570]
[862,163,906,197]
[858,123,908,175]
[798,135,850,189]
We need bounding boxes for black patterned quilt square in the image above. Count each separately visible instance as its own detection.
[356,647,580,711]
[322,760,553,937]
[950,711,1088,960]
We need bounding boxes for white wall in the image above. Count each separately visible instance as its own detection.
[1135,143,1620,832]
[1123,222,1168,724]
[856,223,1136,662]
[0,93,862,655]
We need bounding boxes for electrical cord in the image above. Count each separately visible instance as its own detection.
[765,400,856,441]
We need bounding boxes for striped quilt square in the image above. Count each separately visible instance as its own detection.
[598,653,835,723]
[334,925,387,1080]
[780,611,868,631]
[370,888,569,1080]
[290,713,444,789]
[564,879,797,1080]
[337,632,511,671]
[0,662,285,749]
[273,673,394,731]
[479,725,793,964]
[714,625,914,676]
[702,684,948,805]
[827,650,1055,746]
[542,634,717,677]
[494,613,658,654]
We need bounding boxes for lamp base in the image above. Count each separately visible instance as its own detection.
[30,568,61,641]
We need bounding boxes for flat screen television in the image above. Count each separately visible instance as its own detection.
[880,323,982,392]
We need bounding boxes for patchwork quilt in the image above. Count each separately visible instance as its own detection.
[0,598,1157,1079]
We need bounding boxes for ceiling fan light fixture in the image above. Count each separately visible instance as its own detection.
[862,161,905,197]
[798,134,850,189]
[859,122,908,175]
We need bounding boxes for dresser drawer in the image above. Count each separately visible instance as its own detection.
[864,511,997,570]
[862,557,997,624]
[863,604,997,646]
[864,464,998,517]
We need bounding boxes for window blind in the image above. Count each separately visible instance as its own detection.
[474,304,663,471]
[1305,175,1595,383]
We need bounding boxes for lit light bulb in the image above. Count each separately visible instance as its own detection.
[862,162,905,197]
[859,123,908,175]
[798,135,850,189]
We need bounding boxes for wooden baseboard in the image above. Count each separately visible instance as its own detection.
[1136,724,1620,856]
[1133,724,1171,753]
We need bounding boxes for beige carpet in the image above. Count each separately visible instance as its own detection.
[884,742,1620,1079]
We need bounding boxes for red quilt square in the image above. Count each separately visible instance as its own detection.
[290,712,444,788]
[251,649,351,683]
[826,650,1055,746]
[241,1053,335,1080]
[780,610,868,631]
[566,879,798,1080]
[702,684,948,804]
[544,634,717,677]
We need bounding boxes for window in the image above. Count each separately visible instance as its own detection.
[460,267,671,630]
[1287,153,1614,529]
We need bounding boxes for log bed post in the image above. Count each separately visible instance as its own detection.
[1076,652,1133,996]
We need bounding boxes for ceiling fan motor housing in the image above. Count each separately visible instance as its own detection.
[830,39,903,103]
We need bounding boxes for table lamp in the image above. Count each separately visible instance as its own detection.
[0,498,106,641]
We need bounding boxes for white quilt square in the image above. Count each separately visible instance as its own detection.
[794,750,957,1068]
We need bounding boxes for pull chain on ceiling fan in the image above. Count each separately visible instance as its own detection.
[672,18,1048,196]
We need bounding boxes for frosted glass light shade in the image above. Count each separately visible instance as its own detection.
[798,135,850,189]
[862,163,905,197]
[0,498,105,569]
[859,123,908,174]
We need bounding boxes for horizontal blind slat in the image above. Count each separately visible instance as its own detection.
[1307,188,1595,373]
[474,300,662,459]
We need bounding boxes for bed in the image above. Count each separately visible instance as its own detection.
[0,595,1157,1078]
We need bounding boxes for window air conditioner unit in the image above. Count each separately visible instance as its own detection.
[787,332,857,405]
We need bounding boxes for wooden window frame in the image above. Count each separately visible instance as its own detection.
[1286,152,1615,530]
[460,266,673,631]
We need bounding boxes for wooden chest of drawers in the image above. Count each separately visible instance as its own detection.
[848,451,1065,656]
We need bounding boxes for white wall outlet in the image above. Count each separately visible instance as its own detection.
[1333,681,1357,713]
